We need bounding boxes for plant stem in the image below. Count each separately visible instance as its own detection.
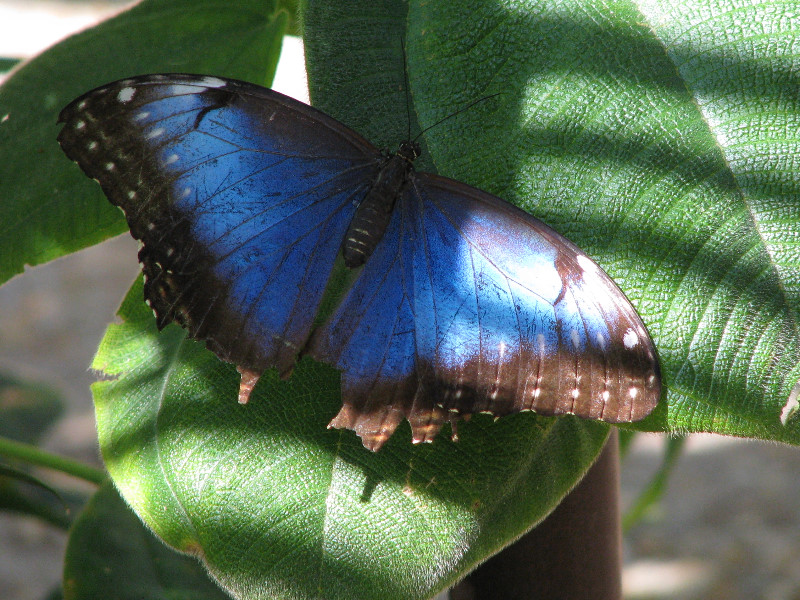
[452,430,622,599]
[0,436,105,485]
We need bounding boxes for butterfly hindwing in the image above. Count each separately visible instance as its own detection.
[415,175,660,420]
[312,173,660,449]
[59,75,381,377]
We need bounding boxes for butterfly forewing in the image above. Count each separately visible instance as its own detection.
[59,74,660,451]
[58,75,381,377]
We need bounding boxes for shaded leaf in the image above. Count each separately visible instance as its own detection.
[0,372,74,527]
[0,0,287,284]
[63,481,231,600]
[0,371,62,442]
[0,462,66,506]
[0,58,20,73]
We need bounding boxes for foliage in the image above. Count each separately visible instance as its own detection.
[0,0,798,598]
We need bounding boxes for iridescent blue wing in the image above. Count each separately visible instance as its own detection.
[59,74,660,452]
[58,75,381,380]
[311,173,660,450]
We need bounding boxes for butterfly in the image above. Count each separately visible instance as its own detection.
[58,74,660,451]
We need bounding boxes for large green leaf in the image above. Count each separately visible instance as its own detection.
[308,0,800,442]
[93,280,606,599]
[0,0,288,284]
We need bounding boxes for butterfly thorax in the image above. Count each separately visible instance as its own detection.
[342,141,421,268]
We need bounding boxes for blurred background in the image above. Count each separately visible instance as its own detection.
[2,2,800,599]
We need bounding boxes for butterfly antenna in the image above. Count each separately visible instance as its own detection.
[413,93,502,142]
[400,38,413,142]
[398,38,500,142]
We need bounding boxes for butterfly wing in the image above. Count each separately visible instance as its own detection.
[311,172,660,450]
[58,75,382,379]
[59,74,659,451]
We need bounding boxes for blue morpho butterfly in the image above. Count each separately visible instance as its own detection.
[58,74,660,451]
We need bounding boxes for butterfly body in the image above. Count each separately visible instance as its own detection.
[343,142,419,268]
[59,74,660,451]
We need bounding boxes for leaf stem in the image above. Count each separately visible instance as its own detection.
[0,436,106,485]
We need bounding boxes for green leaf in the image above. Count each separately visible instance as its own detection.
[631,0,800,437]
[278,0,302,36]
[0,58,20,73]
[0,372,62,443]
[305,0,800,443]
[0,373,76,527]
[93,279,607,600]
[0,0,288,285]
[63,481,232,600]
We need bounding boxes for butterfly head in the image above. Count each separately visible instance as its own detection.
[397,141,421,163]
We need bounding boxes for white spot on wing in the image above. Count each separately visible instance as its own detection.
[134,111,150,121]
[168,84,203,96]
[163,153,179,165]
[596,332,607,350]
[117,87,136,103]
[75,120,85,130]
[577,254,599,274]
[201,76,226,88]
[570,329,580,349]
[146,127,165,139]
[623,328,639,349]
